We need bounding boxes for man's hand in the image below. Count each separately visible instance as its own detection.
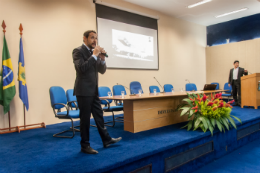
[228,84,231,87]
[244,69,248,73]
[93,45,102,57]
[99,48,106,61]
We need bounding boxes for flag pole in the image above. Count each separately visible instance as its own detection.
[8,111,11,130]
[2,20,6,34]
[19,24,26,129]
[24,105,26,128]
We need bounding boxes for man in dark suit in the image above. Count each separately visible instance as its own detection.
[228,60,248,106]
[73,30,121,154]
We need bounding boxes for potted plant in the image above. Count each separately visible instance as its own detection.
[179,93,242,135]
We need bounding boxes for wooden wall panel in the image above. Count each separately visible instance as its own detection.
[206,38,260,89]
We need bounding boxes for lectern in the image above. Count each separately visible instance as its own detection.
[241,73,260,109]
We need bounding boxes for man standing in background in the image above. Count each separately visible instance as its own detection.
[73,30,122,154]
[228,60,248,106]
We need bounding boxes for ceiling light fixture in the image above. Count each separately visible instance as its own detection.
[215,8,248,18]
[188,0,212,8]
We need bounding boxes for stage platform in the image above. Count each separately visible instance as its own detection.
[1,106,260,173]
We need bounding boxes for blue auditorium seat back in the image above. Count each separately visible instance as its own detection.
[223,83,232,93]
[98,86,113,105]
[130,81,143,94]
[185,83,197,91]
[49,86,67,109]
[164,84,173,92]
[113,85,127,96]
[149,86,160,93]
[66,89,77,108]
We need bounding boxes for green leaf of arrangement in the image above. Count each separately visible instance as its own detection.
[205,117,212,127]
[181,123,189,129]
[227,116,237,129]
[210,118,216,128]
[182,99,193,107]
[220,117,229,130]
[216,119,222,132]
[180,107,190,116]
[192,93,198,98]
[198,117,208,130]
[205,117,213,135]
[200,123,207,133]
[187,121,193,131]
[231,115,242,124]
[183,98,192,103]
[177,103,188,111]
[223,117,231,127]
[188,109,194,118]
[194,118,201,130]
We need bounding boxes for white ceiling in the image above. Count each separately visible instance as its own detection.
[124,0,260,26]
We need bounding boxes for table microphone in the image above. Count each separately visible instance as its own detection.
[153,77,165,93]
[116,83,136,96]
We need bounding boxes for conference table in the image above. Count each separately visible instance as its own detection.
[100,90,225,133]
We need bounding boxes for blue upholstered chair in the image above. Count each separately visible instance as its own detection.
[113,85,127,96]
[49,86,80,138]
[112,85,125,121]
[164,84,173,92]
[211,82,220,90]
[113,85,127,106]
[185,83,197,91]
[222,83,232,101]
[98,86,124,127]
[130,81,143,94]
[112,85,126,106]
[66,89,78,110]
[149,85,160,93]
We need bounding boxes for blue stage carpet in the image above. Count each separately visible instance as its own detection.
[194,137,260,173]
[0,106,260,173]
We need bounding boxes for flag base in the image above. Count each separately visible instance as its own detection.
[0,122,46,134]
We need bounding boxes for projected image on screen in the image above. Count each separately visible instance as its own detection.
[97,17,158,69]
[112,29,154,61]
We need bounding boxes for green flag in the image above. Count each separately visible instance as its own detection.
[0,35,16,114]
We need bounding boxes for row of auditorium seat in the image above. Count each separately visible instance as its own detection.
[130,81,232,93]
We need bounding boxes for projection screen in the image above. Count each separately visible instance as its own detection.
[96,4,159,70]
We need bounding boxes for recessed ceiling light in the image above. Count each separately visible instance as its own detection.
[188,0,212,8]
[215,8,248,18]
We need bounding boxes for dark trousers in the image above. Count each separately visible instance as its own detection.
[232,80,241,105]
[76,96,111,148]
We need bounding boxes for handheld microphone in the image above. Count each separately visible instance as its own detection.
[101,53,108,57]
[117,83,136,96]
[153,77,165,93]
[185,79,195,92]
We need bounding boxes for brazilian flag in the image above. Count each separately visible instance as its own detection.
[0,35,16,114]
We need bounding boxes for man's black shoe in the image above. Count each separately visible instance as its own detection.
[103,137,122,148]
[233,103,239,106]
[81,146,98,154]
